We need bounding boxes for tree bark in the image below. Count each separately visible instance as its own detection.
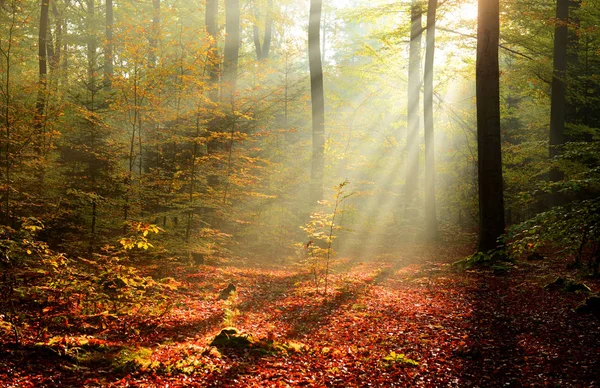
[51,1,62,73]
[309,0,325,206]
[87,0,96,86]
[223,0,240,103]
[476,0,505,252]
[424,0,439,241]
[149,0,160,67]
[405,0,422,219]
[104,0,113,88]
[206,0,219,86]
[548,0,568,207]
[262,0,273,59]
[34,0,49,151]
[252,0,273,60]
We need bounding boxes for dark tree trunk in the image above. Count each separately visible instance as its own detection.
[476,0,505,252]
[262,0,273,59]
[104,0,113,88]
[423,0,439,241]
[34,0,49,149]
[405,0,422,219]
[549,0,569,207]
[252,0,273,60]
[309,0,325,206]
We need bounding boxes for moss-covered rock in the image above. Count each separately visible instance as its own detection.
[209,328,253,349]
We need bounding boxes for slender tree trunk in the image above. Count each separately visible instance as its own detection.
[205,0,221,197]
[104,0,113,88]
[253,2,262,60]
[223,0,240,103]
[87,0,96,87]
[309,0,325,206]
[222,0,241,203]
[51,1,62,74]
[35,0,49,147]
[2,2,17,224]
[206,0,219,86]
[149,0,160,67]
[476,0,505,252]
[252,0,273,61]
[549,0,568,207]
[424,0,439,241]
[262,0,273,59]
[405,0,422,219]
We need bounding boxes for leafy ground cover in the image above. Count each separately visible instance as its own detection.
[1,243,599,387]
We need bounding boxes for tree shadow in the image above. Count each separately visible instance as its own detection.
[457,268,600,386]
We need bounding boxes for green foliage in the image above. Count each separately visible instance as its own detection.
[382,351,419,367]
[0,220,177,346]
[453,244,511,271]
[509,198,600,274]
[299,180,352,295]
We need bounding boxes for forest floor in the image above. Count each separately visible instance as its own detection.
[1,242,599,387]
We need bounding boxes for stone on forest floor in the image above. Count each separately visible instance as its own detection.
[209,327,253,349]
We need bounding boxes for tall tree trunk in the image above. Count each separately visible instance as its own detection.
[309,0,325,206]
[149,0,160,67]
[549,0,568,207]
[205,0,221,198]
[423,0,439,241]
[223,0,240,103]
[405,0,422,219]
[87,0,96,87]
[206,0,219,87]
[252,0,273,60]
[104,0,113,88]
[34,0,49,154]
[51,1,61,74]
[262,0,272,59]
[222,0,241,203]
[476,0,505,252]
[253,1,262,60]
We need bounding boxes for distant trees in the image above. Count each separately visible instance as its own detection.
[476,0,505,252]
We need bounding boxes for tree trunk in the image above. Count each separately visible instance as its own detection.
[309,0,325,206]
[104,0,113,88]
[262,0,273,59]
[51,1,62,74]
[405,0,422,219]
[223,0,240,103]
[206,0,219,86]
[548,0,568,207]
[476,0,505,252]
[423,0,439,241]
[252,0,273,61]
[34,0,49,153]
[87,0,96,86]
[149,0,160,67]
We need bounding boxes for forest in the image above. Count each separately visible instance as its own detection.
[0,0,599,386]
